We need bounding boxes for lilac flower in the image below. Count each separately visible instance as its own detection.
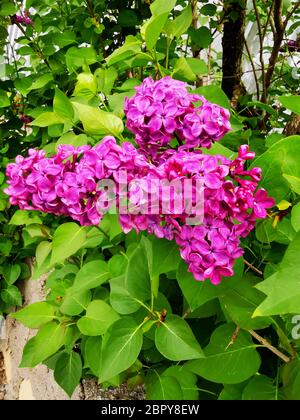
[125,76,231,159]
[13,10,32,25]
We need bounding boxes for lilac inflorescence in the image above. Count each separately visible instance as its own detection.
[5,77,275,285]
[124,76,231,160]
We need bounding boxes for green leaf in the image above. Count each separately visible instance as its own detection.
[150,237,181,277]
[291,202,300,232]
[110,275,142,314]
[106,36,141,67]
[242,375,278,400]
[219,274,272,329]
[282,359,300,400]
[162,365,198,400]
[20,322,66,368]
[66,46,97,72]
[187,324,261,384]
[95,67,118,95]
[189,26,212,49]
[0,90,10,107]
[31,241,52,280]
[250,135,300,202]
[108,254,127,278]
[9,210,42,226]
[74,72,97,100]
[0,239,12,256]
[145,12,169,50]
[150,0,177,16]
[10,302,55,328]
[56,133,89,147]
[155,315,204,361]
[206,142,235,158]
[277,199,292,211]
[279,95,300,115]
[185,57,208,75]
[125,240,151,302]
[54,352,82,398]
[200,4,217,16]
[60,290,91,316]
[256,217,295,245]
[71,260,110,294]
[254,232,300,316]
[31,112,66,127]
[247,101,277,116]
[172,57,196,82]
[283,174,300,195]
[177,258,244,311]
[85,336,102,377]
[29,74,53,91]
[138,236,180,299]
[3,264,21,285]
[0,2,17,16]
[165,5,192,39]
[146,373,183,400]
[108,92,130,118]
[51,223,86,265]
[52,31,77,48]
[218,383,246,400]
[53,88,74,121]
[72,102,124,137]
[118,10,139,27]
[195,85,230,109]
[1,285,22,306]
[77,300,120,336]
[99,317,143,382]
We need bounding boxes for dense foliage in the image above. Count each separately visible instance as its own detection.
[1,0,300,400]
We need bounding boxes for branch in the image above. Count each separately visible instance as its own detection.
[273,0,284,33]
[244,259,263,277]
[252,0,267,102]
[244,37,260,99]
[285,1,300,24]
[269,15,277,36]
[261,0,300,103]
[262,1,275,40]
[14,21,52,70]
[249,329,290,363]
[190,0,199,58]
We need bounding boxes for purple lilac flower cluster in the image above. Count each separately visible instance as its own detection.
[5,142,274,285]
[124,76,231,160]
[5,77,275,285]
[5,138,153,226]
[119,145,274,284]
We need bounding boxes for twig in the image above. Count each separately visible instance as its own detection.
[244,37,260,99]
[244,259,263,277]
[9,42,19,78]
[253,0,267,102]
[14,21,52,70]
[225,325,240,350]
[85,0,96,17]
[190,0,199,58]
[285,0,300,23]
[248,329,290,363]
[182,308,191,319]
[269,15,277,36]
[262,1,275,40]
[262,0,299,103]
